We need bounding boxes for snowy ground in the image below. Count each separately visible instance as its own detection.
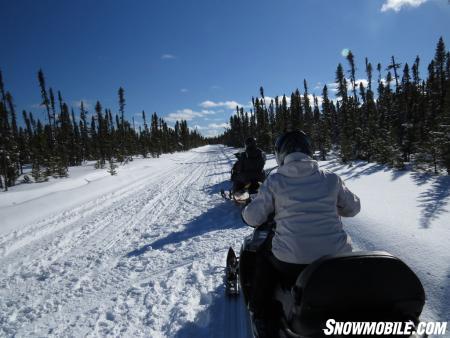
[0,145,449,337]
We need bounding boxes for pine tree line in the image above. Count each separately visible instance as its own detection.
[214,37,450,174]
[0,70,205,190]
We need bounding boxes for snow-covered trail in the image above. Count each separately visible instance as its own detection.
[0,146,252,337]
[1,145,448,337]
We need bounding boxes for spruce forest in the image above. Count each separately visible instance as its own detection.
[214,37,450,175]
[1,37,450,192]
[0,70,206,190]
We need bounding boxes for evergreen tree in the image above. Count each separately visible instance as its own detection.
[439,80,450,173]
[321,85,334,153]
[107,158,118,175]
[335,64,352,162]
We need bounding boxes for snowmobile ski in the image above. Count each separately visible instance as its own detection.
[220,188,250,205]
[220,188,231,200]
[225,247,239,296]
[232,191,250,204]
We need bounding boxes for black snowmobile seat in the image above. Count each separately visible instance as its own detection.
[287,251,425,337]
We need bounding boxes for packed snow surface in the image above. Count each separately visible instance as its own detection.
[0,145,449,337]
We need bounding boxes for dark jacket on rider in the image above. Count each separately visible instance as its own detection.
[231,145,266,185]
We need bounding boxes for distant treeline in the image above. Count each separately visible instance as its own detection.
[0,70,206,190]
[212,37,450,174]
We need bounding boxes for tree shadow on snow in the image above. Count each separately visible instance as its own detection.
[342,163,387,181]
[337,162,369,177]
[390,168,409,181]
[319,160,343,171]
[126,202,243,257]
[319,160,387,181]
[411,172,434,186]
[320,159,410,182]
[417,176,450,228]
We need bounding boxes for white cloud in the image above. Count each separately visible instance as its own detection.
[308,94,323,108]
[72,99,92,111]
[192,123,229,137]
[204,111,217,116]
[327,83,339,93]
[381,0,427,12]
[199,100,247,110]
[180,88,188,93]
[208,122,229,129]
[355,79,369,88]
[165,108,216,122]
[327,78,370,93]
[161,54,176,60]
[203,117,226,121]
[165,109,202,121]
[381,77,395,86]
[203,129,223,137]
[260,96,291,107]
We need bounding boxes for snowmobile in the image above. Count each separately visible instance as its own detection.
[220,164,278,205]
[220,182,259,205]
[226,222,426,338]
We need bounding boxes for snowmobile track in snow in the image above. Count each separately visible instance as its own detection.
[0,146,253,337]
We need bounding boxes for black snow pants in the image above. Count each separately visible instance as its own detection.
[250,249,307,320]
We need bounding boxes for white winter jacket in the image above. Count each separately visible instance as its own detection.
[242,152,360,264]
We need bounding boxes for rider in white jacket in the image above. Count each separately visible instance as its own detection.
[242,130,360,332]
[242,147,360,264]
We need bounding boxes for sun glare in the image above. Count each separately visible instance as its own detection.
[341,48,350,57]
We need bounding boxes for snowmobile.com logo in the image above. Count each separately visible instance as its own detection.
[323,319,448,336]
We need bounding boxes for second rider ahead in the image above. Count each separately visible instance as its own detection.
[231,137,266,194]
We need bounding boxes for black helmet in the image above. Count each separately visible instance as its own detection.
[245,137,256,150]
[275,130,312,165]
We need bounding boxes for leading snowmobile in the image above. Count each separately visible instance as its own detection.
[222,137,267,204]
[226,222,426,338]
[221,159,277,205]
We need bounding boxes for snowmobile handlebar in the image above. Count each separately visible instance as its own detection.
[264,165,278,176]
[241,210,275,230]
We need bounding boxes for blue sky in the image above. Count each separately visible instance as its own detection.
[1,0,449,137]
